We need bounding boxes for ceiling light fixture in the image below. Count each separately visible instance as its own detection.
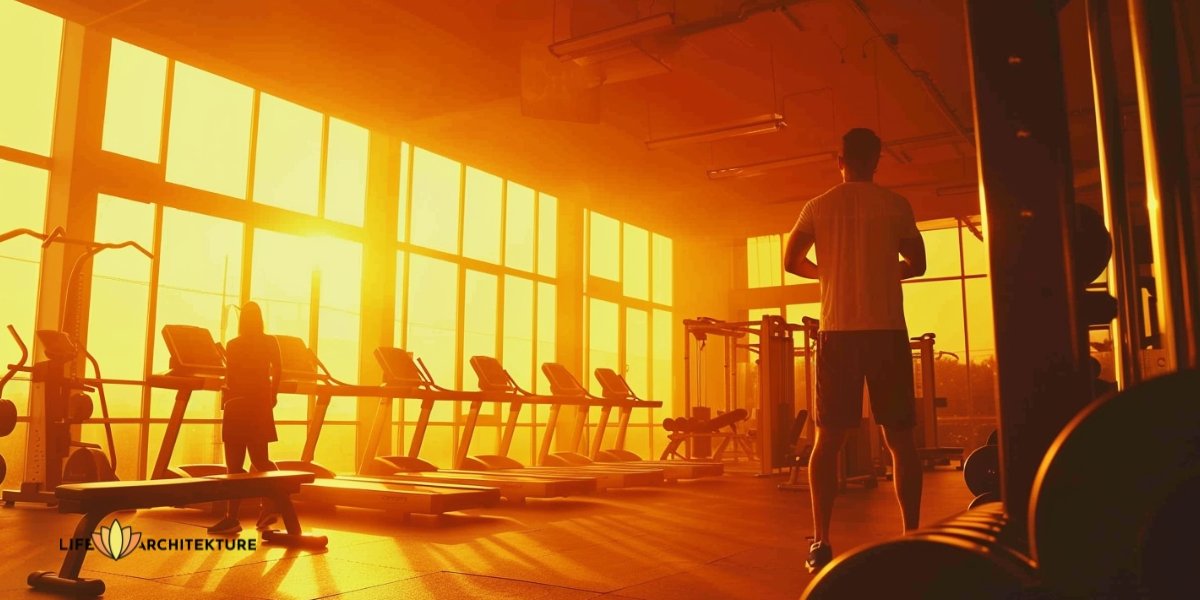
[548,12,675,61]
[707,149,833,179]
[645,114,787,150]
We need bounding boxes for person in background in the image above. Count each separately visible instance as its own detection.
[784,128,927,572]
[208,301,283,535]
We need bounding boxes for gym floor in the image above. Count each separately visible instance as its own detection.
[0,469,971,599]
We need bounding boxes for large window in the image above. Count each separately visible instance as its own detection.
[583,210,674,459]
[101,40,168,162]
[0,0,63,157]
[165,63,254,198]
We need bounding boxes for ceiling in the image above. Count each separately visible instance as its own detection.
[22,0,1200,239]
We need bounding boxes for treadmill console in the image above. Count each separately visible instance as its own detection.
[160,325,225,376]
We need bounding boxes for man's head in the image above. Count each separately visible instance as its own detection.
[838,128,882,181]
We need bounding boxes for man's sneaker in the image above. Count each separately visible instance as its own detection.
[207,516,242,535]
[806,540,833,573]
[256,510,280,531]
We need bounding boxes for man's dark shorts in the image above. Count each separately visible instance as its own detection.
[815,329,916,429]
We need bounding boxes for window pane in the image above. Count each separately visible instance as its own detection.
[0,0,62,156]
[589,212,619,281]
[535,283,557,395]
[503,276,535,389]
[324,117,368,226]
[89,195,154,414]
[505,181,535,272]
[747,235,782,288]
[407,254,458,388]
[463,270,498,385]
[316,238,362,420]
[165,63,253,198]
[625,308,649,394]
[102,39,167,162]
[652,233,672,305]
[965,277,995,355]
[786,303,820,323]
[397,142,410,242]
[587,299,618,395]
[903,280,965,353]
[0,162,49,393]
[623,224,649,300]
[919,227,962,279]
[462,167,502,263]
[154,209,243,374]
[251,229,313,341]
[538,194,557,277]
[748,307,780,322]
[409,147,460,254]
[962,227,987,276]
[253,94,321,214]
[652,309,673,408]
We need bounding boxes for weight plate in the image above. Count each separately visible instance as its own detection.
[1031,369,1200,598]
[986,429,998,446]
[67,393,93,422]
[963,445,1000,496]
[0,454,6,484]
[0,398,16,437]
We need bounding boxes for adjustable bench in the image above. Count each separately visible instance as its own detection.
[29,471,327,596]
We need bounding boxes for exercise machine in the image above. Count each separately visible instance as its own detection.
[337,346,597,502]
[29,470,326,597]
[540,362,723,479]
[464,356,666,489]
[149,325,500,516]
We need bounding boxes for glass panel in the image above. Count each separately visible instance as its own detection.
[587,299,618,395]
[625,308,649,395]
[503,276,535,390]
[253,94,321,214]
[0,0,62,156]
[397,142,410,242]
[323,117,368,226]
[165,63,254,198]
[409,147,460,254]
[535,283,557,395]
[463,270,498,386]
[748,307,780,322]
[406,254,458,393]
[102,39,167,162]
[393,251,406,349]
[747,235,782,288]
[538,194,557,277]
[154,209,243,375]
[786,303,820,323]
[623,224,649,300]
[652,233,672,305]
[962,226,987,276]
[462,168,502,264]
[505,181,535,272]
[312,424,356,474]
[588,211,619,281]
[148,423,222,475]
[0,161,49,413]
[965,277,995,356]
[250,229,313,341]
[903,280,965,353]
[652,309,672,408]
[316,238,362,420]
[918,227,962,279]
[89,196,154,405]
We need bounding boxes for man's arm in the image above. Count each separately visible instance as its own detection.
[898,235,926,280]
[784,228,819,279]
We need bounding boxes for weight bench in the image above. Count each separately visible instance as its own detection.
[29,471,327,596]
[660,408,754,461]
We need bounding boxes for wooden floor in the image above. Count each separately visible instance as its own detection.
[0,468,974,599]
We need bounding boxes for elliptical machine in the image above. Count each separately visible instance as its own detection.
[0,226,152,506]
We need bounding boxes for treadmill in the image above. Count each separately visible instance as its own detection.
[462,356,665,489]
[540,363,724,479]
[149,325,500,516]
[294,344,596,502]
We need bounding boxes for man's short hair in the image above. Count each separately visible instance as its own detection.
[842,128,882,174]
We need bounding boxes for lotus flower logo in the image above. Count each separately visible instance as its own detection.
[92,518,141,561]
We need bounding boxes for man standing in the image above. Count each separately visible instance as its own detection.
[783,128,926,572]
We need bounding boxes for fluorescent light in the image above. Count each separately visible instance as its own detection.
[645,114,787,150]
[707,150,833,179]
[549,13,675,61]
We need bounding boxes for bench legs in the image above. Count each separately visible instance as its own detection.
[28,510,107,596]
[260,493,328,549]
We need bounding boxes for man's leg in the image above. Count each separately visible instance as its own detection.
[882,425,922,533]
[809,425,851,544]
[222,442,248,520]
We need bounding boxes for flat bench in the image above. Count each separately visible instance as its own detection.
[30,471,328,596]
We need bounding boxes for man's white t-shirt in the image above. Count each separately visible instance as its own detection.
[793,181,921,332]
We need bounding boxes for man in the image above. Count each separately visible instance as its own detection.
[783,128,926,573]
